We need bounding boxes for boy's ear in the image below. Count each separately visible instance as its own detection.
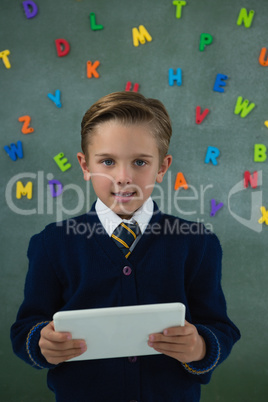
[156,154,172,183]
[77,152,91,181]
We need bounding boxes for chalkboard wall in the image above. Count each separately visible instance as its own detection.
[1,0,268,401]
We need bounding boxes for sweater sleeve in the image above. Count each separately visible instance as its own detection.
[10,229,64,369]
[181,229,241,383]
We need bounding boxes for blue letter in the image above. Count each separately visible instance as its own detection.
[205,146,220,165]
[168,68,182,86]
[213,74,228,93]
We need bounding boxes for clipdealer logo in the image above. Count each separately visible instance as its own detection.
[4,170,264,232]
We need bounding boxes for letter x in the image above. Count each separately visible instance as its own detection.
[258,207,268,225]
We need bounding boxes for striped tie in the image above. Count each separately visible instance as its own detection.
[112,222,140,258]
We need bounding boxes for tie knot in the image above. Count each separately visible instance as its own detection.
[112,221,140,258]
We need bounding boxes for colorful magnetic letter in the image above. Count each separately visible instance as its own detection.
[237,8,255,28]
[18,115,34,134]
[264,121,268,128]
[205,146,220,165]
[174,172,188,190]
[125,82,139,92]
[258,207,268,225]
[89,13,103,30]
[87,61,100,78]
[213,74,228,93]
[48,90,62,108]
[199,33,213,51]
[259,48,268,67]
[254,144,267,162]
[16,181,33,199]
[234,96,255,118]
[0,50,11,69]
[55,39,70,57]
[168,68,182,86]
[48,179,63,197]
[196,106,209,124]
[53,152,71,172]
[210,199,224,217]
[244,171,258,189]
[4,141,23,161]
[22,1,38,19]
[172,1,187,19]
[132,25,152,47]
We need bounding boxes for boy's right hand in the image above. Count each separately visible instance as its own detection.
[39,321,87,365]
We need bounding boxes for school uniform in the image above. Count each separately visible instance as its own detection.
[11,198,240,402]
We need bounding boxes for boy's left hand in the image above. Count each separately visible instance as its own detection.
[148,320,206,363]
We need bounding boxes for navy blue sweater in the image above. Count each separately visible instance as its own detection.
[11,202,240,402]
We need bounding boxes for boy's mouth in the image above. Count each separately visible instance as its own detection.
[112,191,136,202]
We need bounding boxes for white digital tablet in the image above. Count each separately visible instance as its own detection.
[53,302,185,361]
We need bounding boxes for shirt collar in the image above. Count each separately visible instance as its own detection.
[95,197,154,236]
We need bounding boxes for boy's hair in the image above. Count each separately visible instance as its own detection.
[81,91,172,162]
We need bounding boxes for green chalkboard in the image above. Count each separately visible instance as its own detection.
[1,0,268,400]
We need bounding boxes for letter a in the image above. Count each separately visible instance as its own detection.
[174,172,188,190]
[132,25,152,47]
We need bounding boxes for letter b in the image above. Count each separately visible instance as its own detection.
[254,144,267,162]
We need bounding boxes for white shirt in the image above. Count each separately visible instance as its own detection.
[95,197,154,251]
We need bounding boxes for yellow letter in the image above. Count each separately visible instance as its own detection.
[0,50,11,69]
[132,25,152,47]
[16,181,33,199]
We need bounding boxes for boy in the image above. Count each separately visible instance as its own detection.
[11,91,240,402]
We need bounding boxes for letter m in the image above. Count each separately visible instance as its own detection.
[234,96,255,118]
[132,25,152,47]
[16,181,33,199]
[164,219,180,235]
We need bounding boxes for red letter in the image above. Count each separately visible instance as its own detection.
[195,106,209,124]
[244,171,258,189]
[55,39,70,57]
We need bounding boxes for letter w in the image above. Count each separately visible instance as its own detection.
[234,96,255,118]
[4,140,23,161]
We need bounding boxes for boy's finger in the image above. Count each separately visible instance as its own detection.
[42,339,87,352]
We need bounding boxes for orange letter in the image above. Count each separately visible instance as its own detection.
[174,172,188,190]
[87,60,100,78]
[18,115,34,134]
[259,48,268,67]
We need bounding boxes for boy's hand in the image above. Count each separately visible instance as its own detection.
[148,320,206,363]
[39,321,87,365]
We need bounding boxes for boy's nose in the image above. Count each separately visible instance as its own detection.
[115,166,132,185]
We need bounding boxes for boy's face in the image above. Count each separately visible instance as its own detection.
[77,121,172,219]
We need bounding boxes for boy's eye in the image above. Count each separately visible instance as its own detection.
[135,160,146,167]
[102,159,114,166]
